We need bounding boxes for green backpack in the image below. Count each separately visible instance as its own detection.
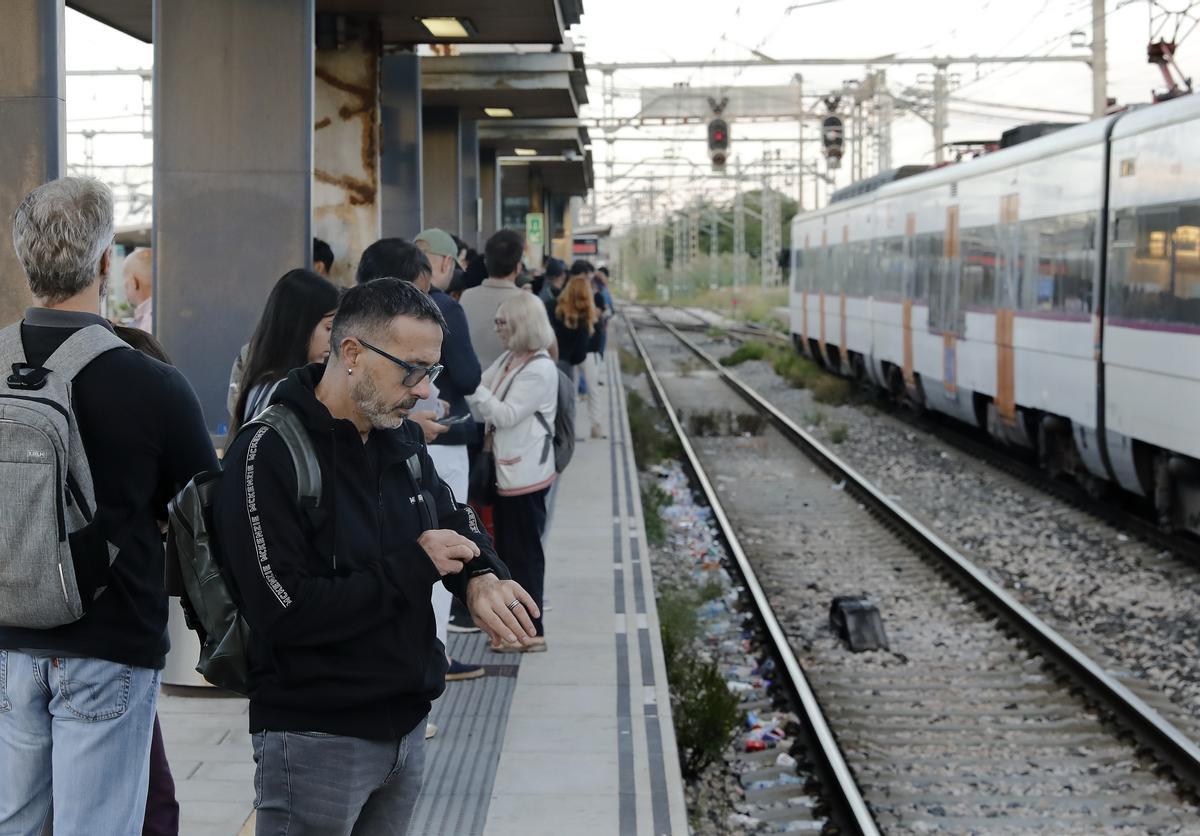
[166,404,321,695]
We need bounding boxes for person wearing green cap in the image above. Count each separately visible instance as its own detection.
[415,229,486,669]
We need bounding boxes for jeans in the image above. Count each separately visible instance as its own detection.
[142,714,179,836]
[575,360,603,433]
[252,720,427,836]
[493,488,549,637]
[0,650,160,836]
[428,444,470,648]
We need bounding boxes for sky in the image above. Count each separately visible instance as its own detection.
[64,1,1200,229]
[566,0,1200,225]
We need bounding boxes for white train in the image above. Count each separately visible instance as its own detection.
[789,94,1200,535]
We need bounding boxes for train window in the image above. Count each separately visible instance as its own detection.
[1174,204,1200,304]
[885,237,905,299]
[962,227,997,310]
[1108,204,1200,325]
[1017,215,1093,314]
[791,248,806,293]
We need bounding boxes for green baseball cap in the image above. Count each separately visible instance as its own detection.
[414,228,458,259]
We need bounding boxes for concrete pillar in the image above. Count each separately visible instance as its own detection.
[154,0,314,432]
[459,119,480,248]
[479,146,499,240]
[314,34,380,286]
[380,52,422,238]
[422,107,461,235]
[0,0,64,326]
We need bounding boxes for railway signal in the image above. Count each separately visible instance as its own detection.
[708,117,730,172]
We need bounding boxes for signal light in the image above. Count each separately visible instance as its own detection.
[708,118,730,172]
[708,118,730,151]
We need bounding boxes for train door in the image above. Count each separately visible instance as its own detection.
[902,213,917,389]
[929,206,963,394]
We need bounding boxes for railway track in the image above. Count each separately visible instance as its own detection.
[640,303,1198,564]
[623,310,1200,834]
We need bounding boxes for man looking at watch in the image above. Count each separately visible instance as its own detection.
[213,278,537,834]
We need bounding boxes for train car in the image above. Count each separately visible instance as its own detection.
[789,94,1200,534]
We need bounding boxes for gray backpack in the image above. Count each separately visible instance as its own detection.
[534,358,576,474]
[0,323,128,629]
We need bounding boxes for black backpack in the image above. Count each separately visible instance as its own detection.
[166,404,320,695]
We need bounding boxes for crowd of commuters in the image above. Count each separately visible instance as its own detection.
[0,175,618,836]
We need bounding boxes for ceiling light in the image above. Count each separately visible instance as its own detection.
[484,107,514,118]
[514,148,538,156]
[417,17,476,38]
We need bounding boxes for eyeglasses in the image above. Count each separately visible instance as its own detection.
[357,338,443,387]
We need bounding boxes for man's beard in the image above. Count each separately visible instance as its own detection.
[351,368,418,431]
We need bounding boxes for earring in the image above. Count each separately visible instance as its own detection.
[347,367,353,376]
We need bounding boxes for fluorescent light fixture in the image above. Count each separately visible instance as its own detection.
[417,17,476,38]
[514,147,538,156]
[484,107,514,118]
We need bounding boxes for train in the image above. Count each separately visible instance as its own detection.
[788,93,1200,536]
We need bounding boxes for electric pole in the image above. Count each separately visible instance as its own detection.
[932,62,949,164]
[875,70,893,171]
[734,161,747,289]
[1092,0,1108,118]
[709,211,719,290]
[795,74,805,212]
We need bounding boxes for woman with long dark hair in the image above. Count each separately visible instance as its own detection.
[230,269,340,433]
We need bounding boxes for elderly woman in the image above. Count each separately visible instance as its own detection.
[467,292,558,651]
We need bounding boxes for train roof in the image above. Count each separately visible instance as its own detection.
[793,109,1129,226]
[1110,90,1200,139]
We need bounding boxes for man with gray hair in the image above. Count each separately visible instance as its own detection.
[0,176,217,834]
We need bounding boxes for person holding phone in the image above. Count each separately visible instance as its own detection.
[360,233,488,692]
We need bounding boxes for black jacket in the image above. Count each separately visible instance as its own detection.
[0,309,218,669]
[429,288,481,447]
[552,310,591,366]
[213,364,508,740]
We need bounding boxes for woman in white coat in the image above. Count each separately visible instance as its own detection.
[467,292,558,651]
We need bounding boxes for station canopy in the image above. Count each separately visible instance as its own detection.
[67,0,582,44]
[478,117,590,158]
[422,52,587,120]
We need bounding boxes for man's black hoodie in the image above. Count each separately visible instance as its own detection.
[213,363,508,740]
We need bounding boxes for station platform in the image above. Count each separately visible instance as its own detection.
[157,349,688,836]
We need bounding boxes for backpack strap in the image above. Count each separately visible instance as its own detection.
[403,452,438,530]
[247,404,322,508]
[42,325,129,382]
[533,412,554,466]
[0,322,26,367]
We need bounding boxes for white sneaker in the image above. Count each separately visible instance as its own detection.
[425,722,438,740]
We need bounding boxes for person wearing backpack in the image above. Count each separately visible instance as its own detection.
[0,177,218,836]
[466,292,560,652]
[211,279,537,834]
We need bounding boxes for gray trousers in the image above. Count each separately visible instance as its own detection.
[252,719,426,836]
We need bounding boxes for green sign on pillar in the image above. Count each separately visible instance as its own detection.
[525,212,546,269]
[526,212,545,246]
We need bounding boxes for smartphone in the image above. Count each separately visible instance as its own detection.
[436,413,472,427]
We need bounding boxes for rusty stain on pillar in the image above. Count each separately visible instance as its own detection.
[314,35,380,286]
[0,0,64,326]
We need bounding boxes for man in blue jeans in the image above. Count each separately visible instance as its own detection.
[0,177,218,834]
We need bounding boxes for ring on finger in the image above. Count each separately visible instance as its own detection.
[506,600,521,612]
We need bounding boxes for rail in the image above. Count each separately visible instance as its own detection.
[636,305,1200,792]
[624,312,882,836]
